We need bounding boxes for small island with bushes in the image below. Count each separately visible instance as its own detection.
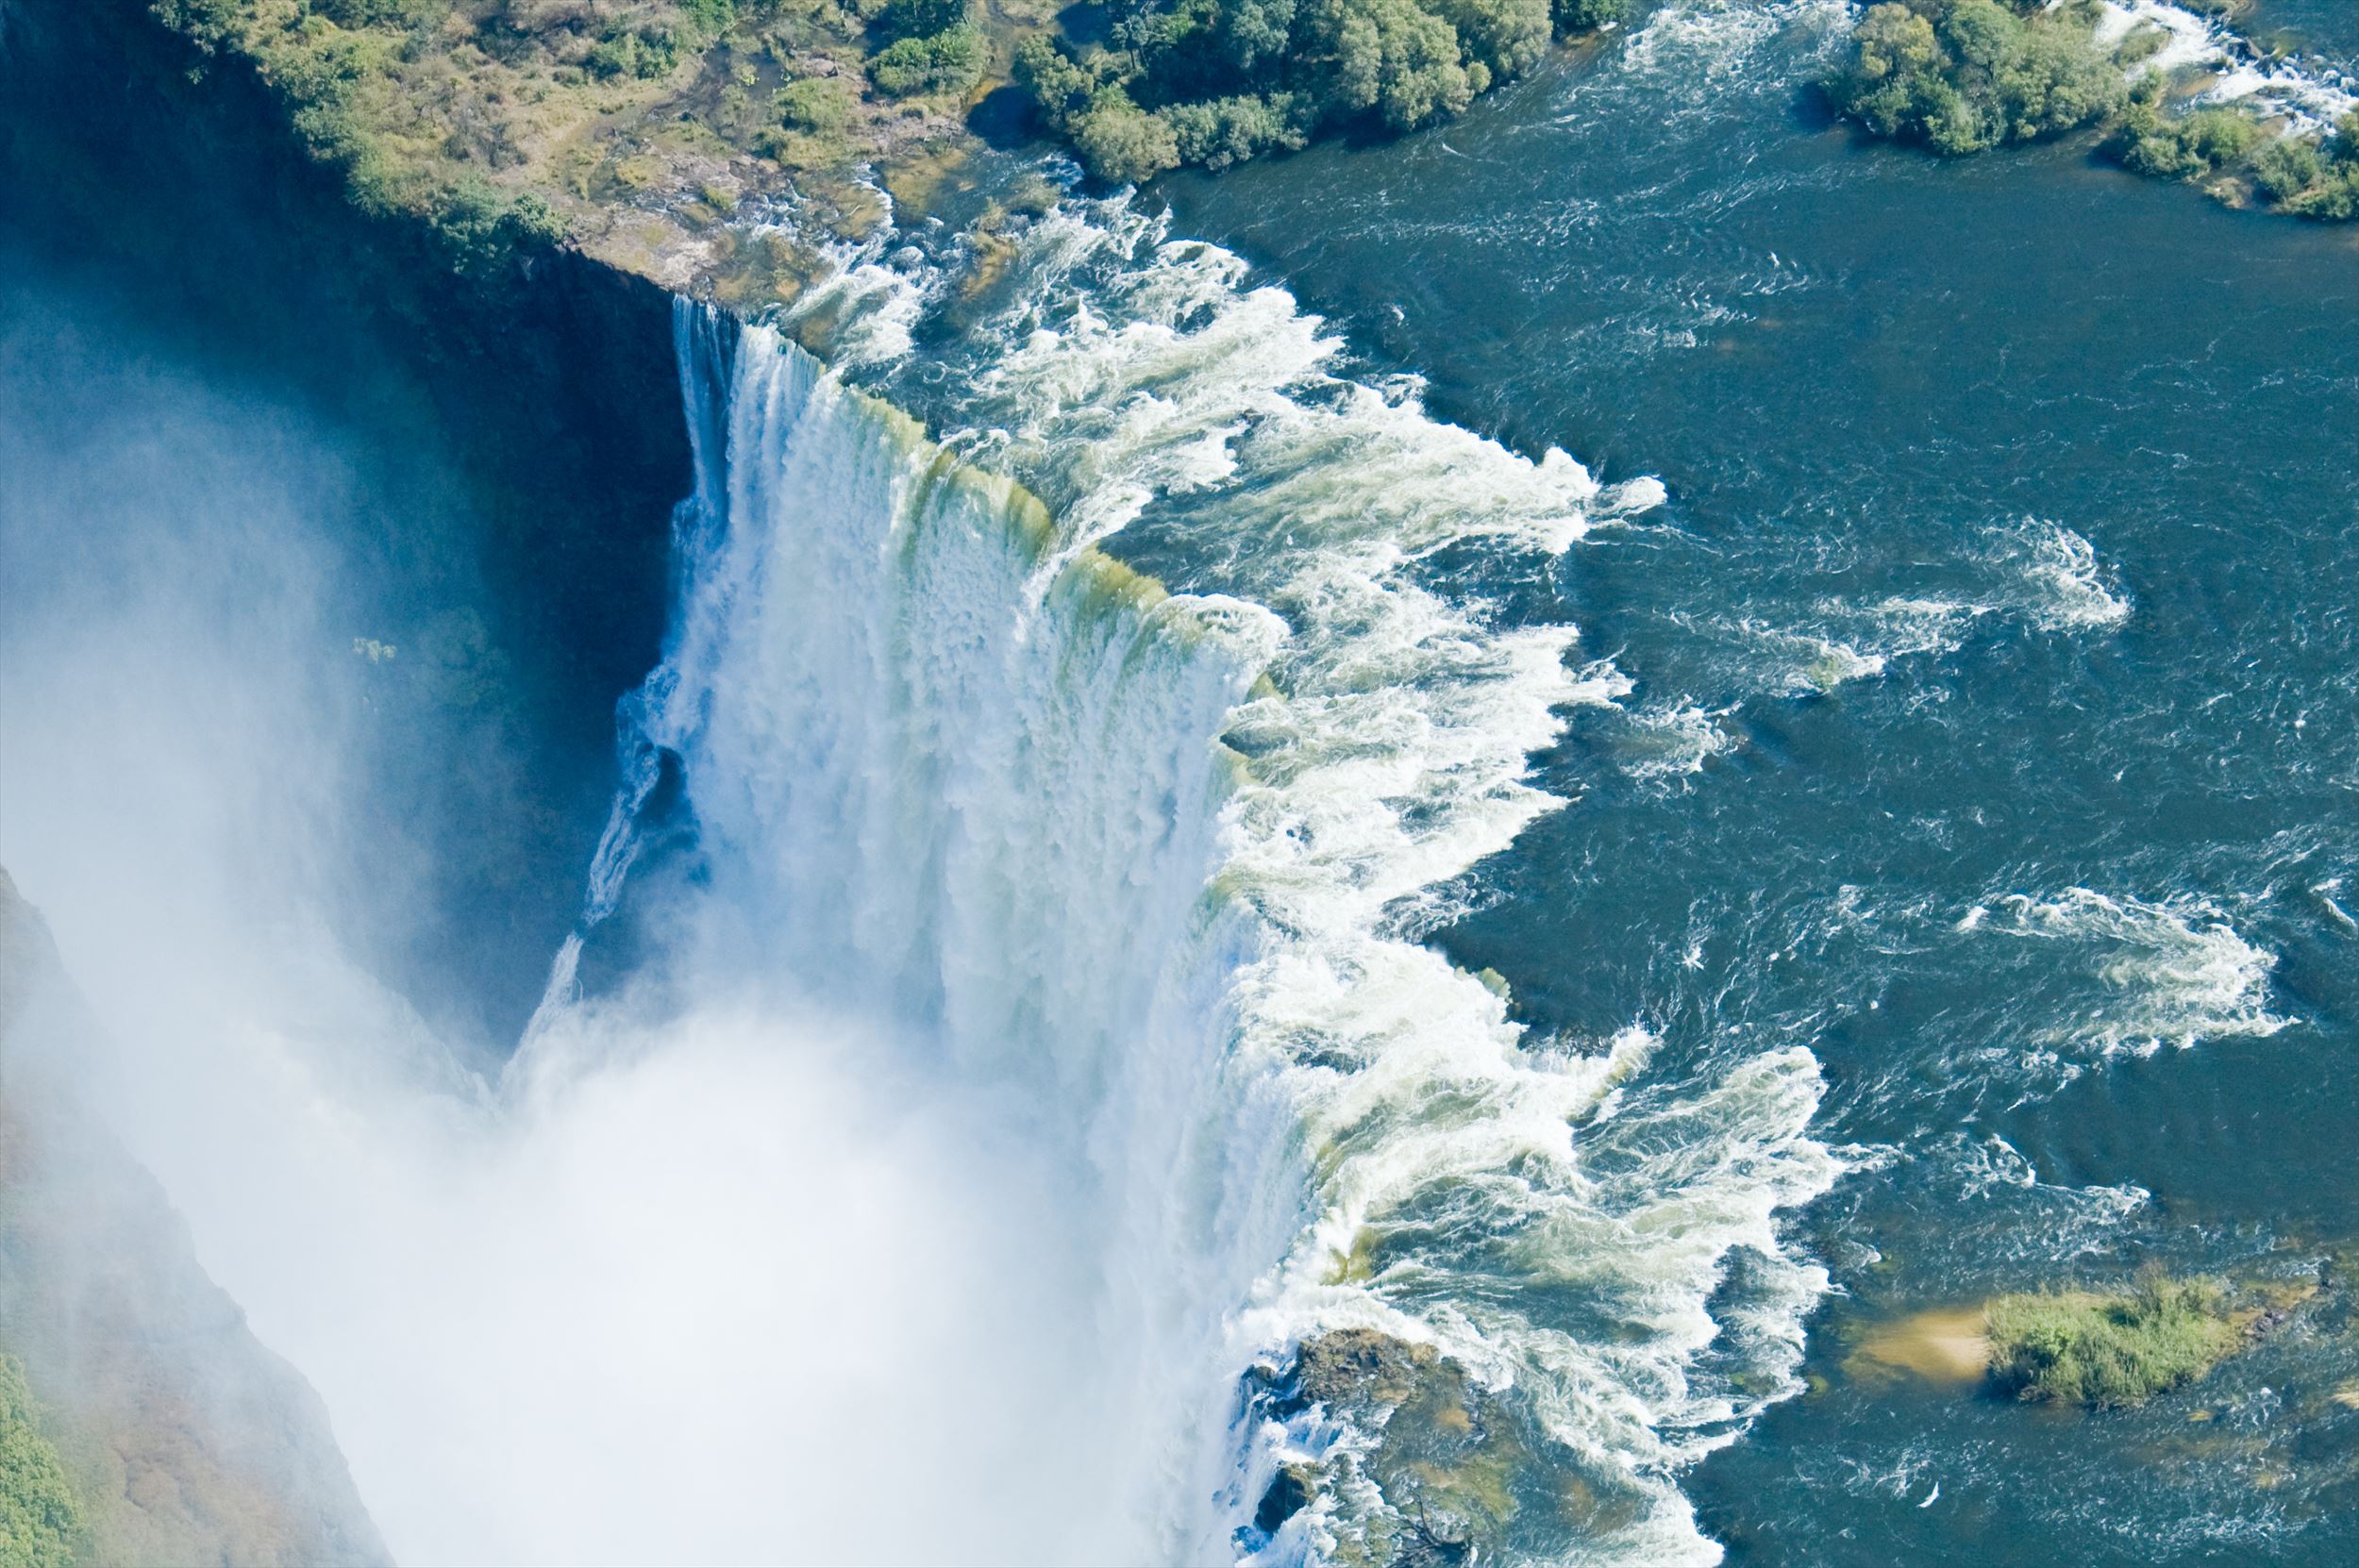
[1852,1262,2327,1411]
[1984,1269,2245,1408]
[1827,0,2359,220]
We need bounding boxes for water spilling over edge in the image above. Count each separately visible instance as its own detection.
[536,180,1847,1562]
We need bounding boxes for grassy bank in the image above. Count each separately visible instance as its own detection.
[140,1,1013,288]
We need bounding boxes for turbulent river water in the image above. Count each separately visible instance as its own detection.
[4,3,2356,1566]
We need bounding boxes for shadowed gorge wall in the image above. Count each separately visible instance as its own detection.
[0,0,694,1046]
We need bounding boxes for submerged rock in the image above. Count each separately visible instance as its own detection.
[1848,1305,1995,1385]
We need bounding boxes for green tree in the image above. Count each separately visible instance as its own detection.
[1320,0,1477,132]
[869,25,984,95]
[1828,0,2124,156]
[2248,135,2321,202]
[1015,0,1633,178]
[1073,92,1184,181]
[871,0,970,42]
[0,1356,81,1568]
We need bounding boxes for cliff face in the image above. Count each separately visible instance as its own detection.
[2,0,700,1047]
[0,870,389,1566]
[0,14,722,1555]
[0,11,785,1561]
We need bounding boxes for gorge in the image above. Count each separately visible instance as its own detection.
[4,2,2356,1565]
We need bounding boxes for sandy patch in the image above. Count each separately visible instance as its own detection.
[1849,1306,1993,1384]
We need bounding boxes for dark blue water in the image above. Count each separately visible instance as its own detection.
[8,1,2353,1559]
[1154,5,2359,1560]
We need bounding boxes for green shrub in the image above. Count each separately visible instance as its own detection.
[1071,92,1184,182]
[1439,0,1551,85]
[2334,111,2359,164]
[1985,1271,2240,1408]
[1163,92,1309,168]
[587,25,682,80]
[2115,101,2260,178]
[2249,134,2321,201]
[776,75,858,133]
[2281,159,2359,220]
[870,0,970,42]
[679,0,740,42]
[428,179,569,277]
[1550,0,1626,27]
[1012,35,1106,133]
[1015,0,1631,180]
[2115,19,2167,64]
[868,25,984,96]
[0,1355,80,1568]
[309,0,451,26]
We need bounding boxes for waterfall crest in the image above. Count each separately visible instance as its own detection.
[544,260,1840,1561]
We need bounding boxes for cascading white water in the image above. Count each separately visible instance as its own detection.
[530,311,1310,1560]
[551,191,1844,1562]
[1,187,1842,1561]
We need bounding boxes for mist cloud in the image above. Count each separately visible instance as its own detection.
[2,261,1148,1566]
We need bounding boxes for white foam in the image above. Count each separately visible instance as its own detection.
[1621,698,1743,780]
[1716,596,1980,694]
[2096,1,2359,132]
[1614,0,1853,102]
[2000,518,2133,633]
[1981,888,2290,1057]
[601,192,1848,1561]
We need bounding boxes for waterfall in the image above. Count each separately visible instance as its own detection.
[527,310,1301,1558]
[539,250,1841,1561]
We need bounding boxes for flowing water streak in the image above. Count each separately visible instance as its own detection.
[2094,0,2359,129]
[565,192,1845,1560]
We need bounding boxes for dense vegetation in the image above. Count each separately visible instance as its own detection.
[1014,0,1631,182]
[1830,0,2125,155]
[1828,0,2359,220]
[1984,1271,2242,1408]
[0,1356,81,1568]
[862,0,987,98]
[2113,93,2359,218]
